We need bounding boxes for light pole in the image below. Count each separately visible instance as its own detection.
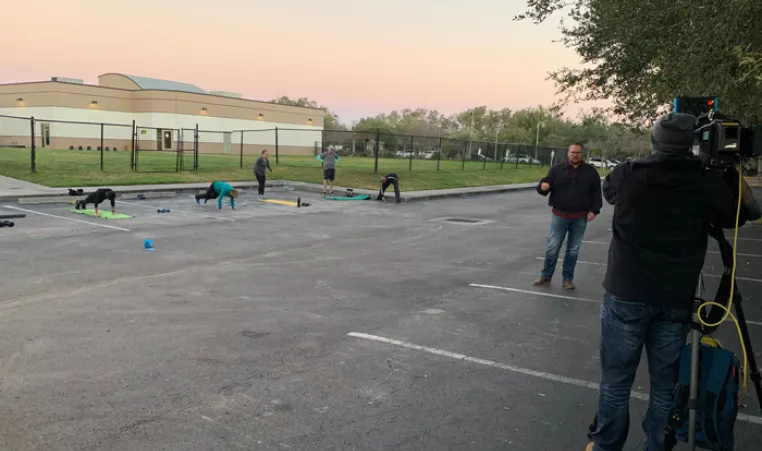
[534,121,544,160]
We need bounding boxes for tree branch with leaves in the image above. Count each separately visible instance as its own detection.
[516,0,762,123]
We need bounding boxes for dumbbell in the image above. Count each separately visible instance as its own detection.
[0,220,15,227]
[156,209,171,213]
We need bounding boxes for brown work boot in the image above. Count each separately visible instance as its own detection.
[563,280,575,289]
[532,277,551,286]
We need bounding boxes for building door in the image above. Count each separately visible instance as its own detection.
[163,130,173,150]
[156,129,163,151]
[39,123,51,148]
[223,132,232,154]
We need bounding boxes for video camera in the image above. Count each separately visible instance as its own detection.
[673,96,762,168]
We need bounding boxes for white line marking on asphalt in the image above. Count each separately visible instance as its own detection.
[468,283,762,327]
[468,283,599,303]
[347,332,762,426]
[601,233,762,243]
[118,200,234,221]
[709,251,762,258]
[3,205,130,232]
[584,240,762,257]
[535,257,607,266]
[536,257,762,283]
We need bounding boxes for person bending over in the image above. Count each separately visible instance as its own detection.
[377,173,401,203]
[253,150,273,200]
[75,188,116,216]
[586,112,761,451]
[317,146,340,195]
[195,181,238,210]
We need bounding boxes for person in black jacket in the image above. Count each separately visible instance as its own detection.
[586,113,761,451]
[253,150,273,200]
[534,142,602,289]
[75,188,117,216]
[377,173,401,203]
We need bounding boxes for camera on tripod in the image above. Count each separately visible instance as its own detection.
[673,96,762,168]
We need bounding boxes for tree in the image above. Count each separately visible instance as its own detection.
[516,0,762,123]
[270,96,345,130]
[737,46,762,85]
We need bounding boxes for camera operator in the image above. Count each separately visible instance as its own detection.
[587,112,761,451]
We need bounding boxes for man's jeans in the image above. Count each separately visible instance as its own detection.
[540,214,587,281]
[591,293,691,451]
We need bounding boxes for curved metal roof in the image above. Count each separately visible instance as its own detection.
[120,74,207,94]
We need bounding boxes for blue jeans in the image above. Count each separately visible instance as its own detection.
[540,214,588,281]
[591,293,691,451]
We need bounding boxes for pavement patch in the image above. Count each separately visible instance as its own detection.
[430,217,495,226]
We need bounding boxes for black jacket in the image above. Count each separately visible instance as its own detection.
[602,155,748,310]
[537,162,602,215]
[84,188,115,207]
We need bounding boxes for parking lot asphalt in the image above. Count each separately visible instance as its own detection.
[0,187,760,450]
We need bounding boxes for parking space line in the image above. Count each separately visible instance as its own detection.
[3,205,130,232]
[468,283,762,327]
[468,283,599,303]
[118,200,235,222]
[601,232,762,243]
[584,240,762,258]
[535,257,762,283]
[347,332,762,426]
[534,257,606,266]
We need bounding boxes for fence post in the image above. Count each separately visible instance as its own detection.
[374,129,380,174]
[130,120,136,171]
[500,144,505,170]
[194,124,199,170]
[30,117,36,172]
[239,131,244,168]
[100,123,104,171]
[482,143,487,170]
[462,141,467,170]
[408,135,414,171]
[436,137,442,171]
[275,126,279,164]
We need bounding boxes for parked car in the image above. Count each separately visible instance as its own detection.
[504,153,541,165]
[588,158,617,169]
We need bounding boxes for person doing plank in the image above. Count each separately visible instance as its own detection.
[195,181,238,210]
[75,188,117,216]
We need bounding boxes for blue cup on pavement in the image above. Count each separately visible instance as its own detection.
[144,239,154,250]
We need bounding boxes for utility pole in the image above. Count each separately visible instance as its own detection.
[534,122,544,160]
[467,109,475,159]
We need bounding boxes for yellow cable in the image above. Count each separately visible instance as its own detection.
[697,163,748,396]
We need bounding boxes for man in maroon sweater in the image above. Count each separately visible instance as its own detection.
[534,142,602,289]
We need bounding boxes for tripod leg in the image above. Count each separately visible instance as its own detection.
[734,300,762,411]
[688,278,703,451]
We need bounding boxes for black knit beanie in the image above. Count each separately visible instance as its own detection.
[650,112,697,156]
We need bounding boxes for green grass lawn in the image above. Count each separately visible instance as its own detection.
[0,147,593,191]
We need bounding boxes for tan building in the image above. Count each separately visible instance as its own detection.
[0,73,324,155]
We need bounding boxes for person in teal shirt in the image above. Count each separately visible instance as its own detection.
[195,181,238,210]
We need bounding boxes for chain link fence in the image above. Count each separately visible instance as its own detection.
[1,114,648,177]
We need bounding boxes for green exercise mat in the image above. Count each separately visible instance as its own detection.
[72,209,132,219]
[323,194,370,201]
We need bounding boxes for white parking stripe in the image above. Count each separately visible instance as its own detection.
[535,257,762,283]
[468,283,762,327]
[347,332,762,426]
[3,205,130,232]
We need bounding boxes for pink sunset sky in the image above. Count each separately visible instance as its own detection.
[2,0,598,124]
